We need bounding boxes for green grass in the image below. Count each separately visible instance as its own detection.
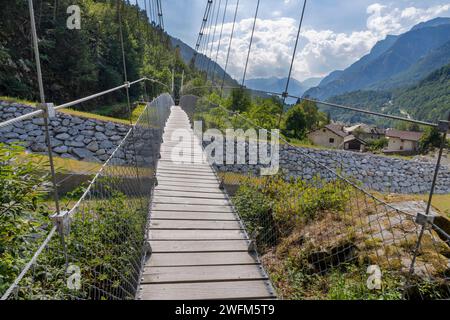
[0,96,37,106]
[0,96,133,125]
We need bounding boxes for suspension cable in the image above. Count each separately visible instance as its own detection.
[206,0,222,80]
[194,0,213,65]
[241,0,260,87]
[201,0,217,72]
[212,0,229,84]
[278,0,307,126]
[156,0,164,30]
[199,0,215,71]
[221,0,240,93]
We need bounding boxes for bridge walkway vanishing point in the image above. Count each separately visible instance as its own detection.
[138,106,276,300]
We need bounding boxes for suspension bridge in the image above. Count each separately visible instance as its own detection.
[1,0,449,301]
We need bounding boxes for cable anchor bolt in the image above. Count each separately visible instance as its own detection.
[50,210,71,236]
[415,212,435,229]
[38,103,56,119]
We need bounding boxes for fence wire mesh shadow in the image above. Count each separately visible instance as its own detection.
[179,91,450,300]
[1,93,172,300]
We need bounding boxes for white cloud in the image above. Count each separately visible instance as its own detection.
[202,2,450,81]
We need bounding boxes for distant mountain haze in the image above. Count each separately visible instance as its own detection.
[244,76,322,97]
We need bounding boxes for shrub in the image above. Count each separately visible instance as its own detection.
[0,143,51,296]
[233,184,275,248]
[233,175,351,249]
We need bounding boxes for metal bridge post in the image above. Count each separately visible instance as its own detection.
[406,119,448,295]
[28,0,69,266]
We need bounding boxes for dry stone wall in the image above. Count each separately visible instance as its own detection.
[0,101,131,163]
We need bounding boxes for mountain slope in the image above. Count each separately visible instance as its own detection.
[391,63,450,122]
[305,18,450,100]
[170,37,237,86]
[325,63,450,125]
[372,40,450,90]
[244,76,322,97]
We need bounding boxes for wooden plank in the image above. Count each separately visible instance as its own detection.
[157,166,213,174]
[149,219,242,230]
[139,280,274,300]
[157,162,211,169]
[152,203,233,213]
[154,185,223,194]
[154,190,226,199]
[152,196,228,206]
[157,171,216,179]
[155,180,220,189]
[147,252,257,267]
[142,265,267,284]
[149,240,250,253]
[157,176,218,183]
[151,211,237,221]
[149,230,245,240]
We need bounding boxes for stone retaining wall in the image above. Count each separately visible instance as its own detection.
[211,140,450,194]
[0,101,131,163]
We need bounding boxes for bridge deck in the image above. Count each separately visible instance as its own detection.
[139,106,275,300]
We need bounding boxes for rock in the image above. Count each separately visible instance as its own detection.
[31,143,47,152]
[94,132,107,141]
[95,125,105,132]
[32,118,45,126]
[105,122,116,130]
[55,133,70,140]
[65,140,85,148]
[53,146,68,154]
[100,140,113,149]
[74,135,85,142]
[80,130,95,136]
[4,132,19,139]
[87,141,99,152]
[72,148,94,160]
[110,135,122,141]
[96,149,106,156]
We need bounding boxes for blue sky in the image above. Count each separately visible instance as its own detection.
[138,0,450,81]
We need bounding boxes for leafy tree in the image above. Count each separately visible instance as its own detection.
[419,127,442,153]
[283,100,324,139]
[228,87,252,113]
[0,0,195,112]
[283,103,307,139]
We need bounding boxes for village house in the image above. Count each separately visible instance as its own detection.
[344,123,386,141]
[308,124,347,149]
[384,129,423,154]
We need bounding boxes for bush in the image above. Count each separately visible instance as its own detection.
[233,184,274,248]
[0,144,51,296]
[233,175,351,250]
[366,137,388,152]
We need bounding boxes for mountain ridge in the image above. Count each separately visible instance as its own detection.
[304,17,450,100]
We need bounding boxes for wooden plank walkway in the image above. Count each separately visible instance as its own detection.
[138,106,275,300]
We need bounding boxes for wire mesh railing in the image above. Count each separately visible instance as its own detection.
[179,89,450,300]
[1,93,172,300]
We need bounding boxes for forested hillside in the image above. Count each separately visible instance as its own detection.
[326,63,450,125]
[393,64,450,122]
[0,0,196,111]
